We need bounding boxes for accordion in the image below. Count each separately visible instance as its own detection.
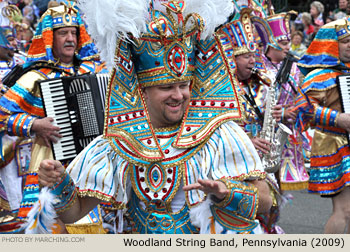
[336,74,350,143]
[39,73,109,163]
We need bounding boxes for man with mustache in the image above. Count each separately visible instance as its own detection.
[0,1,105,233]
[35,0,273,234]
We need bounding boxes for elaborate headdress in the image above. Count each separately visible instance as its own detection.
[0,3,20,49]
[130,1,204,87]
[298,18,350,76]
[215,8,268,79]
[26,0,98,63]
[215,8,256,57]
[252,11,297,51]
[231,0,269,18]
[0,26,11,49]
[79,0,244,162]
[335,19,350,40]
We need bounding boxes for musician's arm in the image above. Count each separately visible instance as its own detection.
[295,89,340,129]
[0,74,44,137]
[335,113,350,133]
[0,110,36,137]
[300,88,350,132]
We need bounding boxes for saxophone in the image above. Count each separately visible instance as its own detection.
[259,54,297,173]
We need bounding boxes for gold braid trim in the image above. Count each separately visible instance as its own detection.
[215,178,258,211]
[55,189,78,214]
[224,170,267,182]
[65,205,107,234]
[77,190,126,210]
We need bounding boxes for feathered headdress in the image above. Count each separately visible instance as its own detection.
[78,0,234,70]
[78,0,243,163]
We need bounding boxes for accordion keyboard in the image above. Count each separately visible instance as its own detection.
[40,79,77,161]
[337,75,350,143]
[39,74,109,163]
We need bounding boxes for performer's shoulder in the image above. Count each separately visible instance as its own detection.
[80,60,108,74]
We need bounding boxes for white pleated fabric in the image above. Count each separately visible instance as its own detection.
[66,121,263,209]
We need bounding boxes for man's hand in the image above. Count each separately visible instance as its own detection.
[183,179,229,200]
[251,137,271,154]
[31,117,62,147]
[283,106,297,123]
[336,113,350,133]
[272,104,283,122]
[38,159,65,187]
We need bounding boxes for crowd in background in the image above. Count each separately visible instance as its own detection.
[6,0,350,59]
[290,0,350,57]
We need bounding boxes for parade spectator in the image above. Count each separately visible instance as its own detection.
[301,12,314,35]
[290,31,307,58]
[333,0,348,20]
[301,12,314,46]
[325,14,336,24]
[310,1,324,25]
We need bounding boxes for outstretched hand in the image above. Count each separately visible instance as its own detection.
[183,179,229,200]
[38,159,65,187]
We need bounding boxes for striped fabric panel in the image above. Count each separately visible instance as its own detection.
[309,146,350,194]
[185,121,262,206]
[66,136,127,208]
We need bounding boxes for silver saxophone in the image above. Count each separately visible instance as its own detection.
[259,53,297,173]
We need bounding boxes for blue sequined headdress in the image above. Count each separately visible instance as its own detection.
[79,0,244,162]
[0,3,20,50]
[130,1,203,87]
[0,26,11,49]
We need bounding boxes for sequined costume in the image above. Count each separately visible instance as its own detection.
[214,8,269,138]
[253,11,309,191]
[68,121,265,234]
[263,55,309,190]
[24,0,271,234]
[0,16,29,233]
[249,11,309,234]
[0,2,104,233]
[0,54,24,81]
[296,18,350,195]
